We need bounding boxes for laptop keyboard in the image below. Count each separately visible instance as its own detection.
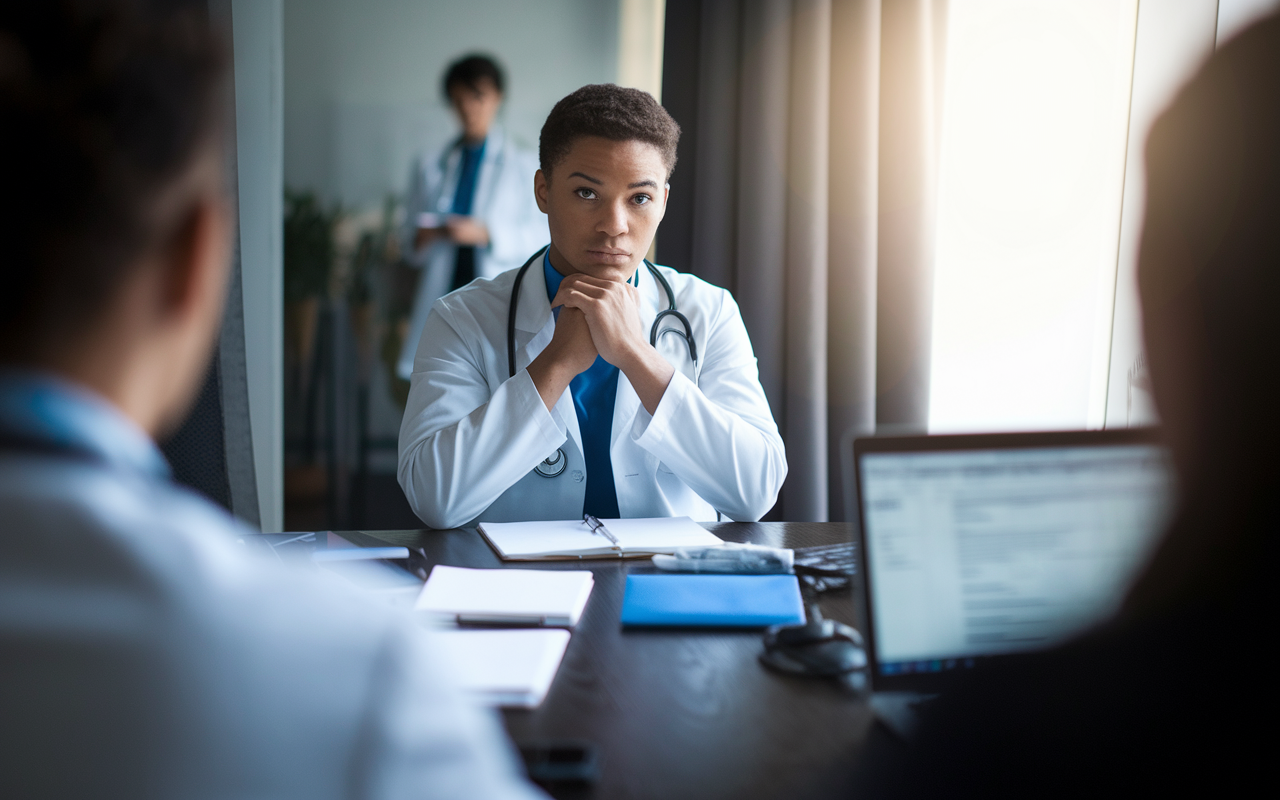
[793,542,857,593]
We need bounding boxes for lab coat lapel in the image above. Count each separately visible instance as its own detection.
[511,257,582,458]
[610,265,663,449]
[512,249,552,342]
[434,143,463,214]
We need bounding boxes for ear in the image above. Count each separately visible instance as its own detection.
[534,168,551,214]
[159,195,232,326]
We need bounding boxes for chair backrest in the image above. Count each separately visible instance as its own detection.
[160,241,261,529]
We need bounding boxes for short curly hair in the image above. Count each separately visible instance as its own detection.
[539,84,680,178]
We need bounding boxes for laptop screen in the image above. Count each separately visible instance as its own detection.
[857,435,1172,685]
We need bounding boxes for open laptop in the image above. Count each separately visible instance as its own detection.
[852,428,1173,735]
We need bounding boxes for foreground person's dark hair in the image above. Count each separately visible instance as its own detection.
[1125,15,1280,618]
[0,0,229,357]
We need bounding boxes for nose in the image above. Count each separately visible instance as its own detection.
[598,198,628,238]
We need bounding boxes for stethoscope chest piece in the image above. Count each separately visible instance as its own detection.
[535,448,568,478]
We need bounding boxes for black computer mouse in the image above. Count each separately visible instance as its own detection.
[759,606,867,677]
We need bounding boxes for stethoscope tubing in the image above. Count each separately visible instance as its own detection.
[506,247,697,380]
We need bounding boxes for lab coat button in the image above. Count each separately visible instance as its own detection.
[571,470,585,483]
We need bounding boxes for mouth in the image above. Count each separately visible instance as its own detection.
[585,248,632,265]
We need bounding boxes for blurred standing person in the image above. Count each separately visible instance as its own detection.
[398,54,548,379]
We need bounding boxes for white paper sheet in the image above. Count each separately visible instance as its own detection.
[434,628,572,708]
[415,566,594,626]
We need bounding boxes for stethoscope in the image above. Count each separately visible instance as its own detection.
[507,246,697,478]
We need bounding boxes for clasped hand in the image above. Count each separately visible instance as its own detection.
[551,274,646,370]
[528,273,674,414]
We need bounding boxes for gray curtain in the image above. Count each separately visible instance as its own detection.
[875,0,948,435]
[828,0,882,520]
[659,0,948,521]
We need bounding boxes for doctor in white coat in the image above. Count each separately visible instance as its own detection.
[398,54,548,379]
[398,84,786,528]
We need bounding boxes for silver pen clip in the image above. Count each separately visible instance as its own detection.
[583,514,622,548]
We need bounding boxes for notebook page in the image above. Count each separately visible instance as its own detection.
[478,519,609,558]
[606,517,724,551]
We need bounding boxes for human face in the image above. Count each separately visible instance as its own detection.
[449,78,502,142]
[534,136,669,283]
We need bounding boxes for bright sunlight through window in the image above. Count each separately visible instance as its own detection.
[928,0,1138,433]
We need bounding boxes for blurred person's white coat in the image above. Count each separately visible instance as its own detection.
[398,127,548,379]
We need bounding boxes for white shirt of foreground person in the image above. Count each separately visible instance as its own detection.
[397,253,787,529]
[0,372,544,800]
[398,125,548,379]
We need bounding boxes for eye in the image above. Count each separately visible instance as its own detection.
[633,193,652,206]
[575,187,597,200]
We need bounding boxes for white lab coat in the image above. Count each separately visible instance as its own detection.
[397,257,787,529]
[398,126,548,378]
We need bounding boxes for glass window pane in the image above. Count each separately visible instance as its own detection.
[928,0,1138,433]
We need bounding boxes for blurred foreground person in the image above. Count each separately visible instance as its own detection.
[0,4,541,798]
[853,15,1279,797]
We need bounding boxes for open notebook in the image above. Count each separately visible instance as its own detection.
[478,516,724,560]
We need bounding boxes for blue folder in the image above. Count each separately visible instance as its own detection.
[619,574,806,628]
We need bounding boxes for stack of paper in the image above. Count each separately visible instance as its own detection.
[478,516,724,560]
[415,565,594,709]
[433,629,572,708]
[415,565,594,626]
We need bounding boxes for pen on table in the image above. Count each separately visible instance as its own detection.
[583,514,621,547]
[312,547,411,563]
[267,531,318,549]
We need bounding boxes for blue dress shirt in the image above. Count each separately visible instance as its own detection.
[451,139,485,216]
[542,252,626,518]
[0,370,168,476]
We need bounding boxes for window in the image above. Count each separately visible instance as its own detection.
[928,0,1139,433]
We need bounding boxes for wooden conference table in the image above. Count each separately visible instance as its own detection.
[336,522,874,800]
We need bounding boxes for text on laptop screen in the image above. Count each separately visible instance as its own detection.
[861,445,1172,671]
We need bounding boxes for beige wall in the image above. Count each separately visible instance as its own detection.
[283,0,622,212]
